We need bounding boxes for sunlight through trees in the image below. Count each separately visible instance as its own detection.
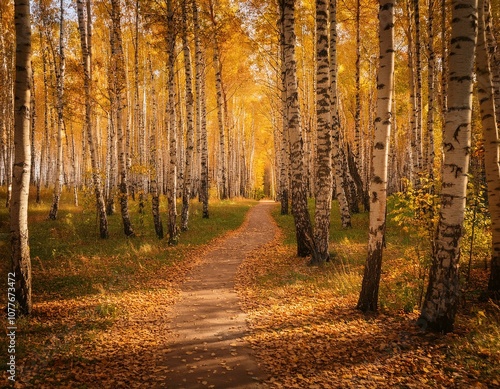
[1,0,499,332]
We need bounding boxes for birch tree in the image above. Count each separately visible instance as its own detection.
[193,0,209,219]
[0,4,12,201]
[76,0,108,239]
[476,0,500,297]
[313,0,333,264]
[49,0,65,220]
[148,56,164,239]
[279,7,289,215]
[106,68,117,216]
[330,0,351,228]
[413,0,423,172]
[418,0,477,333]
[426,0,436,177]
[111,0,134,237]
[167,0,179,244]
[357,0,395,312]
[131,0,146,215]
[181,0,195,231]
[354,0,361,160]
[282,0,317,258]
[11,0,33,315]
[209,0,227,200]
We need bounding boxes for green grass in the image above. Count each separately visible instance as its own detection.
[0,187,256,382]
[271,195,494,312]
[0,188,255,302]
[272,199,369,266]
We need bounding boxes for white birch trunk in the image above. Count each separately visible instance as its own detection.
[357,0,395,312]
[330,0,352,228]
[426,0,436,177]
[111,0,134,236]
[477,0,500,296]
[282,0,317,258]
[11,0,32,315]
[49,0,65,220]
[167,0,178,244]
[181,0,195,231]
[193,0,209,218]
[77,0,108,239]
[418,0,477,333]
[313,0,333,264]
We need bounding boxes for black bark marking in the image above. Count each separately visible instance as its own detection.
[449,164,463,178]
[444,142,454,152]
[451,36,475,44]
[453,123,468,142]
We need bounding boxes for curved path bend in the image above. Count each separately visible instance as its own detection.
[164,201,278,388]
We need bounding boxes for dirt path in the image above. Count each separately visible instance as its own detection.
[163,201,278,388]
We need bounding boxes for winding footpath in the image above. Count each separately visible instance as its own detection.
[163,201,278,388]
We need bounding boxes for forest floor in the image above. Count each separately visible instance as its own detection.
[2,197,500,388]
[236,206,500,389]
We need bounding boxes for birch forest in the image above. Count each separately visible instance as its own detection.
[2,0,500,386]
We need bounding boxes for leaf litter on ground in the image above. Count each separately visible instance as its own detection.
[236,230,500,389]
[1,205,252,388]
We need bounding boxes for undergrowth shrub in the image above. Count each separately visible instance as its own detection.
[462,174,491,282]
[390,175,440,310]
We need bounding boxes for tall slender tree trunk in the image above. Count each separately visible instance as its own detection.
[106,106,117,215]
[330,0,351,228]
[148,56,164,239]
[418,0,477,333]
[77,0,108,239]
[181,0,195,231]
[279,9,289,215]
[313,0,333,264]
[193,0,209,219]
[405,0,417,182]
[134,0,146,216]
[209,0,227,200]
[49,0,65,220]
[167,0,178,244]
[1,9,14,208]
[41,34,50,189]
[111,0,134,237]
[354,0,361,159]
[176,69,185,200]
[413,0,423,172]
[351,0,369,211]
[11,0,33,316]
[489,6,500,119]
[426,0,436,178]
[69,124,78,206]
[477,0,500,297]
[357,0,395,312]
[282,0,317,258]
[30,65,36,187]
